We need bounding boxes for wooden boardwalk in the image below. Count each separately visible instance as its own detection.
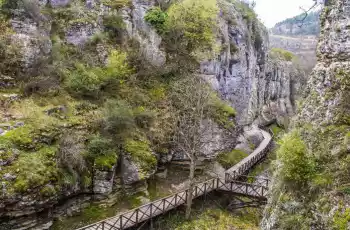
[76,128,272,230]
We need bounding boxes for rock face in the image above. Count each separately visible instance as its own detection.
[0,0,303,229]
[270,34,318,74]
[262,1,350,229]
[121,0,166,67]
[200,0,302,125]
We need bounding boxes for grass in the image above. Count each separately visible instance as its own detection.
[217,149,248,169]
[269,123,285,138]
[154,196,261,230]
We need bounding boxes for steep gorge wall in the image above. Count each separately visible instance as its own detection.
[0,0,302,229]
[262,0,350,229]
[202,0,303,126]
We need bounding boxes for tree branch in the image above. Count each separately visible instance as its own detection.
[297,0,319,28]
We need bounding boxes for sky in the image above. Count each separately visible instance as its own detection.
[254,0,318,28]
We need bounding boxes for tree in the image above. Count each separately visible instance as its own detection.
[171,75,211,219]
[165,0,219,60]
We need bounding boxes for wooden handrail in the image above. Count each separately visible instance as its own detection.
[75,129,273,230]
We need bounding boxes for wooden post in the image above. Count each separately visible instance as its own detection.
[150,205,153,230]
[136,209,139,225]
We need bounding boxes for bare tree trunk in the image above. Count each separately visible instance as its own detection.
[185,158,196,219]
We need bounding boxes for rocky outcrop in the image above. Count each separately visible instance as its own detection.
[201,0,302,126]
[121,0,166,67]
[0,0,304,229]
[270,34,318,74]
[262,1,350,229]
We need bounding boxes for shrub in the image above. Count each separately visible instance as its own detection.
[1,125,36,150]
[103,13,125,39]
[207,93,236,129]
[277,130,316,187]
[64,63,104,97]
[64,50,132,97]
[101,0,131,9]
[230,41,239,55]
[105,50,133,79]
[269,124,284,137]
[0,17,22,79]
[102,100,136,141]
[270,48,296,61]
[124,139,157,171]
[217,149,248,169]
[133,106,156,129]
[145,7,168,34]
[11,146,59,193]
[87,134,117,170]
[332,208,350,230]
[165,0,219,56]
[58,132,87,174]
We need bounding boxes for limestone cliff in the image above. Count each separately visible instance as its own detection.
[270,34,317,74]
[262,0,350,229]
[0,0,303,229]
[201,0,303,126]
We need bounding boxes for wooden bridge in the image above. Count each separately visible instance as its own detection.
[76,128,272,230]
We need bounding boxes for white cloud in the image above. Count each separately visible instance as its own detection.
[254,0,318,28]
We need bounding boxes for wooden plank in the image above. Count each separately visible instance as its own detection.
[75,129,272,230]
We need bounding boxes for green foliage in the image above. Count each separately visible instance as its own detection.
[156,208,259,230]
[230,41,239,55]
[102,100,136,141]
[0,125,36,150]
[269,124,285,138]
[133,106,156,129]
[207,93,236,129]
[127,191,148,208]
[277,130,316,187]
[124,139,157,172]
[233,0,256,24]
[101,0,131,9]
[64,50,132,97]
[217,149,247,169]
[86,135,117,170]
[64,63,105,97]
[270,48,296,61]
[145,7,168,34]
[80,204,111,223]
[103,13,125,38]
[102,100,156,144]
[166,0,219,56]
[0,15,22,79]
[0,0,20,17]
[9,146,59,193]
[332,208,350,230]
[279,214,312,230]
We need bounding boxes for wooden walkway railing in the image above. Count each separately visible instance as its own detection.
[76,129,272,230]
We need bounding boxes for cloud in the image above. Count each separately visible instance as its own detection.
[254,0,318,28]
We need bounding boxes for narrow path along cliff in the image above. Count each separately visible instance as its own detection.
[75,126,272,230]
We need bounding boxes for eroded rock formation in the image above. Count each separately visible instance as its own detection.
[262,1,350,228]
